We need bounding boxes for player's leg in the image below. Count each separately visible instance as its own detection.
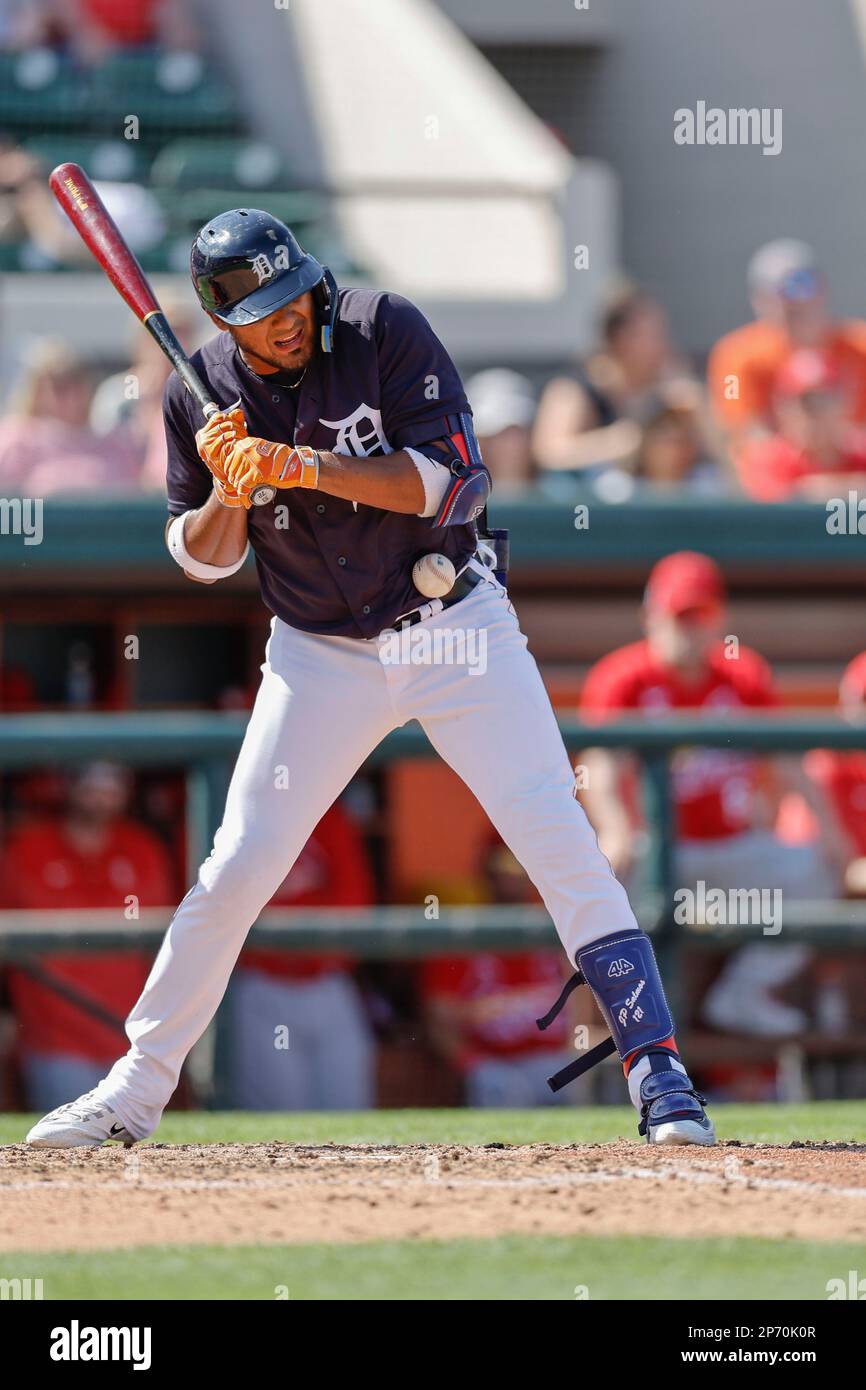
[27,622,394,1146]
[402,582,713,1144]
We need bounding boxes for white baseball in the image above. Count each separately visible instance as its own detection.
[412,552,456,598]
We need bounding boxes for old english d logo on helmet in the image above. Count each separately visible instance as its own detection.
[190,207,338,350]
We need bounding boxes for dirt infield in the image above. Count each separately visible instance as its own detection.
[2,1140,865,1252]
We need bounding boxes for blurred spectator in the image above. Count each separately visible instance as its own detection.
[708,239,866,452]
[533,280,705,481]
[0,140,91,269]
[803,652,866,898]
[229,799,375,1111]
[466,368,536,496]
[2,0,200,57]
[632,405,725,496]
[0,762,174,1110]
[735,349,866,501]
[90,294,199,489]
[0,339,143,495]
[578,551,843,1038]
[421,837,577,1107]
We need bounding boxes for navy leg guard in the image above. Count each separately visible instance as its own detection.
[576,929,674,1062]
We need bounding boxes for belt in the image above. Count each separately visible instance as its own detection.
[393,564,484,630]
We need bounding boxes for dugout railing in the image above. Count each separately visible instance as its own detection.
[1,711,865,1102]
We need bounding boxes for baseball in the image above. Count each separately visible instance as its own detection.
[412,551,456,598]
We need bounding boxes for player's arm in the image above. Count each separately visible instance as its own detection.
[315,446,432,512]
[166,405,251,585]
[163,494,249,585]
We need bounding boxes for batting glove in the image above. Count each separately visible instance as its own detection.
[224,437,320,494]
[195,408,247,485]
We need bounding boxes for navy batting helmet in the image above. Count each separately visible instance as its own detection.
[190,208,337,350]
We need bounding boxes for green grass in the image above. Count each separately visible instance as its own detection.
[3,1234,864,1301]
[3,1100,866,1148]
[3,1104,864,1300]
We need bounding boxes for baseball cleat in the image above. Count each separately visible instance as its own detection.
[638,1071,716,1147]
[26,1090,137,1149]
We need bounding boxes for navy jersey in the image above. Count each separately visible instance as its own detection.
[164,287,477,638]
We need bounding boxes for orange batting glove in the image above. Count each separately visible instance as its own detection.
[195,408,247,480]
[224,437,320,494]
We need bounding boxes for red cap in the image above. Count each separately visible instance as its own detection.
[645,551,725,617]
[775,349,841,399]
[841,651,866,701]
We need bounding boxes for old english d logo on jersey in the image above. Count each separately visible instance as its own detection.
[319,403,392,457]
[607,957,635,978]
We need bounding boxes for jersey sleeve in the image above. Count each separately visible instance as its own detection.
[374,292,470,449]
[163,375,213,517]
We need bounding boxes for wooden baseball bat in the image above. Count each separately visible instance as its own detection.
[48,162,275,505]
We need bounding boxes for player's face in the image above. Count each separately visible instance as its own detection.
[645,607,722,670]
[213,291,318,375]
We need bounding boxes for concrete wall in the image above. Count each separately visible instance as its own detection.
[587,0,866,352]
[440,0,866,355]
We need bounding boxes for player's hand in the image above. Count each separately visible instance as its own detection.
[224,436,320,493]
[212,475,253,510]
[195,408,247,482]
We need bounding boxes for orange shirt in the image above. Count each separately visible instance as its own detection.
[708,321,866,439]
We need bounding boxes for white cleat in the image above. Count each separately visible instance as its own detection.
[639,1072,717,1147]
[26,1090,137,1149]
[648,1116,717,1147]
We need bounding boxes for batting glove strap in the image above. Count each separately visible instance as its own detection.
[225,438,320,493]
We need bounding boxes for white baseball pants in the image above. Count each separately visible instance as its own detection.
[99,574,639,1137]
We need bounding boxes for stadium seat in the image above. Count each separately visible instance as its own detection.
[22,137,152,184]
[89,51,239,134]
[0,50,87,129]
[151,138,291,192]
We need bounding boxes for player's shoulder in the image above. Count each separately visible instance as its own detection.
[581,640,653,708]
[710,642,775,697]
[710,319,782,368]
[834,319,866,355]
[338,285,428,336]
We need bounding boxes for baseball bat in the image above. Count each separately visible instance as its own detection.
[48,162,275,505]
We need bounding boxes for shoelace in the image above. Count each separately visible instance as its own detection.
[52,1090,105,1121]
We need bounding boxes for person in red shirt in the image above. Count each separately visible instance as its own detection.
[804,652,866,895]
[736,349,866,501]
[228,797,376,1110]
[1,762,174,1109]
[579,552,840,1037]
[422,838,578,1107]
[708,239,866,454]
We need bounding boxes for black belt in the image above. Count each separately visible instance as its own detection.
[394,565,484,629]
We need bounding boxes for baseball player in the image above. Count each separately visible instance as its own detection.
[26,209,714,1148]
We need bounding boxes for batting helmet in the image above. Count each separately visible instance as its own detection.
[190,208,338,350]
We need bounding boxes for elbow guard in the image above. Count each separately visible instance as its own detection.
[433,411,491,527]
